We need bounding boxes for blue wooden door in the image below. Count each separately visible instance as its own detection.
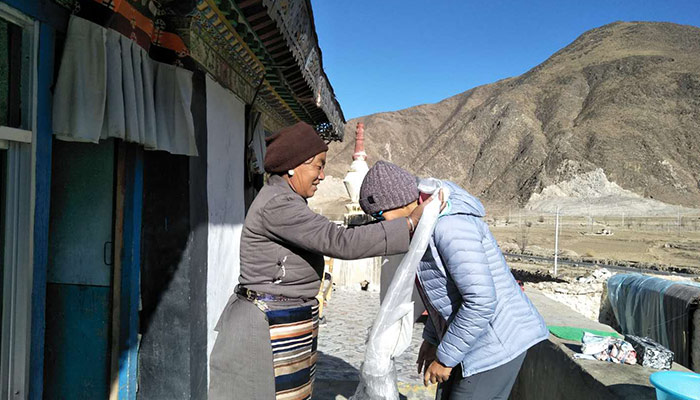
[44,139,115,399]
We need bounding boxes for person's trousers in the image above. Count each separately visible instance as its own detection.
[436,351,527,400]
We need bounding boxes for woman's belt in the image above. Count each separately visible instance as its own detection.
[235,285,297,303]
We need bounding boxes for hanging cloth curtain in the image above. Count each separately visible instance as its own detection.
[53,15,198,156]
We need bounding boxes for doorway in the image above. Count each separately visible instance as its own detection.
[44,139,116,398]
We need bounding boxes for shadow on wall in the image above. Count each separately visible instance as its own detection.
[139,148,206,399]
[137,71,212,399]
[137,70,251,399]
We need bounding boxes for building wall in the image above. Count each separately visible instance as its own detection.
[204,75,246,381]
[332,257,383,292]
[139,151,194,398]
[138,72,209,399]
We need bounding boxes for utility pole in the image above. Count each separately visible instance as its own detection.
[554,206,560,277]
[622,212,625,229]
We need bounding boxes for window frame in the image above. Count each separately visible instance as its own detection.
[0,3,38,399]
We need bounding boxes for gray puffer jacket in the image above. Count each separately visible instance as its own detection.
[239,175,410,302]
[419,181,548,377]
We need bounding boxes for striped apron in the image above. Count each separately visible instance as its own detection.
[266,303,320,400]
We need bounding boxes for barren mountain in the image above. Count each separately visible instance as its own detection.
[325,22,700,209]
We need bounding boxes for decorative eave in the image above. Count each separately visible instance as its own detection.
[188,0,301,133]
[52,0,345,140]
[229,0,346,140]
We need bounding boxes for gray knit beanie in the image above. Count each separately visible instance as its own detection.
[359,161,419,215]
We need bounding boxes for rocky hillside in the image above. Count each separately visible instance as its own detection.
[325,22,700,209]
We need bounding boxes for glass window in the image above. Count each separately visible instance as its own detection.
[0,18,7,127]
[0,16,9,345]
[0,148,5,328]
[0,8,32,396]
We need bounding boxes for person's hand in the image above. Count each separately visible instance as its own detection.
[417,340,437,375]
[423,360,453,386]
[408,189,446,231]
[416,340,437,375]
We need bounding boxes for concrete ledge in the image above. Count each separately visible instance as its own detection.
[512,289,691,400]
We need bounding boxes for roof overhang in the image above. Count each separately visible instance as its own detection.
[197,0,346,140]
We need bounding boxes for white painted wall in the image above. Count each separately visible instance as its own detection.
[205,76,246,381]
[331,257,383,292]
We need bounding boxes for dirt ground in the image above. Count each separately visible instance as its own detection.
[309,177,700,273]
[489,220,700,272]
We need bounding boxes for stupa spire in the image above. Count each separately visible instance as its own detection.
[353,122,367,161]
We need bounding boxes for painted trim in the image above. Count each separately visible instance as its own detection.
[1,144,33,399]
[189,70,209,397]
[118,145,143,400]
[28,21,54,400]
[0,126,32,143]
[0,2,33,25]
[109,143,126,400]
[0,3,39,395]
[1,0,69,31]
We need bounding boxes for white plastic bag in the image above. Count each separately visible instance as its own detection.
[351,180,447,400]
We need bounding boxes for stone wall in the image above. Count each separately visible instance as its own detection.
[331,257,382,292]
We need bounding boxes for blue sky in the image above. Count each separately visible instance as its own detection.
[311,0,700,120]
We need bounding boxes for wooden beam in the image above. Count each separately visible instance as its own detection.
[288,77,305,86]
[272,56,294,67]
[117,145,144,399]
[270,49,289,59]
[262,35,283,46]
[29,22,56,400]
[252,19,274,31]
[266,42,287,53]
[291,82,308,92]
[238,0,259,9]
[258,30,278,40]
[0,126,32,143]
[246,10,267,23]
[109,141,127,400]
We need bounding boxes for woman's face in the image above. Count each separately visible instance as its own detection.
[375,201,418,221]
[289,152,326,198]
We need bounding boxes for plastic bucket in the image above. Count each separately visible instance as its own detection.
[649,371,700,400]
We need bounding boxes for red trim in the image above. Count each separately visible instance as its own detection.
[89,0,188,56]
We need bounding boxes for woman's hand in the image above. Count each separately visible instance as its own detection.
[423,360,453,386]
[416,340,437,375]
[408,189,446,232]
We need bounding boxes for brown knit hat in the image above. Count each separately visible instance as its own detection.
[264,122,329,173]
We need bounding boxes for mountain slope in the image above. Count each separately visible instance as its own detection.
[325,22,700,208]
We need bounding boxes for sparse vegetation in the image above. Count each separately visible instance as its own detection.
[518,222,531,254]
